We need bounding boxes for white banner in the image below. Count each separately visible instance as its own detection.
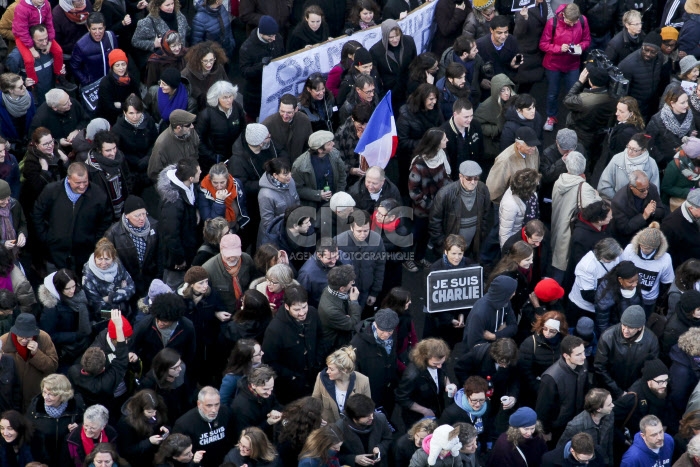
[259,1,438,120]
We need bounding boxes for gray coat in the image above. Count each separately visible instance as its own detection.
[597,150,660,199]
[202,253,255,312]
[132,12,190,52]
[257,173,300,246]
[291,149,347,207]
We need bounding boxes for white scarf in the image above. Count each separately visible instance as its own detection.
[418,149,451,175]
[167,169,195,205]
[624,150,650,174]
[87,253,119,282]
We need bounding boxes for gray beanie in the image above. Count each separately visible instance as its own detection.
[246,124,269,146]
[621,305,646,328]
[687,189,700,208]
[86,118,110,140]
[374,308,399,331]
[565,151,586,175]
[556,128,578,151]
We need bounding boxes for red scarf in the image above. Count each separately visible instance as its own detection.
[371,210,400,233]
[80,427,108,456]
[64,9,88,23]
[266,288,284,313]
[200,174,238,223]
[221,257,242,300]
[11,334,30,361]
[576,212,607,231]
[116,74,131,85]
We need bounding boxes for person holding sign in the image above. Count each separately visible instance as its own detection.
[423,234,474,349]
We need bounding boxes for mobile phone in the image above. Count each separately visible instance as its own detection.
[100,310,111,320]
[374,452,381,461]
[161,431,169,440]
[515,54,523,65]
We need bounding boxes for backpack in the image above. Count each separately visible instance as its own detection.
[550,14,587,44]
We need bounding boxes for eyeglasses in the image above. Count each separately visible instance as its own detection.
[360,87,375,95]
[626,145,643,153]
[630,185,649,194]
[131,212,148,219]
[40,141,54,148]
[652,378,669,386]
[267,279,279,285]
[201,58,216,65]
[468,397,486,405]
[462,176,479,182]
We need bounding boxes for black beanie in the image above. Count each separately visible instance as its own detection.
[642,358,669,381]
[588,66,610,87]
[680,290,700,315]
[353,47,372,67]
[643,31,663,49]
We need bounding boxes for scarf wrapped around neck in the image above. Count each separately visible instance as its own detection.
[113,71,131,86]
[127,113,145,128]
[87,253,119,282]
[0,205,16,244]
[59,0,89,21]
[157,83,189,122]
[200,174,238,223]
[80,427,108,457]
[413,149,451,175]
[660,103,693,137]
[359,20,375,29]
[11,334,30,360]
[2,92,31,118]
[45,400,68,418]
[221,257,242,300]
[674,151,700,181]
[121,215,150,265]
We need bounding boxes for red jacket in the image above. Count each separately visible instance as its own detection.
[13,0,56,48]
[539,5,590,72]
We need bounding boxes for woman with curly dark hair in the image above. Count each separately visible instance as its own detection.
[275,397,323,467]
[181,41,228,110]
[116,389,169,465]
[668,259,700,319]
[346,0,380,32]
[0,410,46,465]
[299,73,336,132]
[219,339,261,406]
[139,348,195,422]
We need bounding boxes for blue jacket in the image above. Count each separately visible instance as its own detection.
[678,14,700,58]
[70,31,118,86]
[297,254,348,308]
[620,432,673,467]
[191,2,235,56]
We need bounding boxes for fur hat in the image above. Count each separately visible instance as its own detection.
[428,425,462,466]
[184,266,208,285]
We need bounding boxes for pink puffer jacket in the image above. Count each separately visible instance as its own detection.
[12,0,56,48]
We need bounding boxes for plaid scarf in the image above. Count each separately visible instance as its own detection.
[121,215,150,265]
[326,286,349,300]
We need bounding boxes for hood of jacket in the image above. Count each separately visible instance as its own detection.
[486,275,518,308]
[669,343,700,370]
[629,227,669,260]
[490,74,515,99]
[258,172,292,192]
[627,432,671,464]
[554,173,586,194]
[39,272,60,308]
[156,163,185,204]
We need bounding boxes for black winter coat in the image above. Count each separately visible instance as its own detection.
[0,355,20,413]
[608,122,642,157]
[535,358,588,434]
[347,178,402,213]
[454,343,520,400]
[195,103,246,174]
[261,306,324,404]
[31,180,112,271]
[513,2,547,84]
[605,29,644,65]
[238,31,285,116]
[612,377,670,434]
[111,114,159,183]
[618,51,662,117]
[351,319,399,411]
[662,300,700,356]
[370,33,417,108]
[131,316,196,372]
[594,278,645,335]
[29,98,90,142]
[661,207,700,269]
[395,362,447,427]
[97,73,142,124]
[500,106,545,152]
[156,171,199,269]
[431,0,469,55]
[440,117,485,178]
[647,110,700,166]
[669,344,700,420]
[228,132,288,202]
[230,376,283,440]
[541,445,606,467]
[335,414,394,467]
[104,216,160,298]
[610,184,667,247]
[27,394,85,462]
[518,333,562,406]
[139,368,196,422]
[593,324,659,399]
[116,414,161,466]
[67,342,129,408]
[567,217,612,278]
[397,105,445,157]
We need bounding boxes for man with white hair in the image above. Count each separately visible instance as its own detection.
[173,386,236,467]
[29,88,89,146]
[661,189,700,268]
[621,415,673,467]
[676,434,700,466]
[550,151,601,281]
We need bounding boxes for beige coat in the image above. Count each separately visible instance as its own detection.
[0,330,58,410]
[485,145,540,203]
[312,370,371,424]
[551,173,600,271]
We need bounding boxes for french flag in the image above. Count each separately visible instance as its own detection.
[356,91,398,170]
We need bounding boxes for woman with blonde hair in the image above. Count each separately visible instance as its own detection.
[298,425,344,467]
[518,311,568,406]
[395,419,437,467]
[27,374,85,462]
[396,338,452,426]
[312,346,371,423]
[223,427,278,466]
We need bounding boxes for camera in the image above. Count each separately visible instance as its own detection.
[482,61,495,79]
[585,49,629,99]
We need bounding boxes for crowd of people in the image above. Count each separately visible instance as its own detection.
[0,0,699,465]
